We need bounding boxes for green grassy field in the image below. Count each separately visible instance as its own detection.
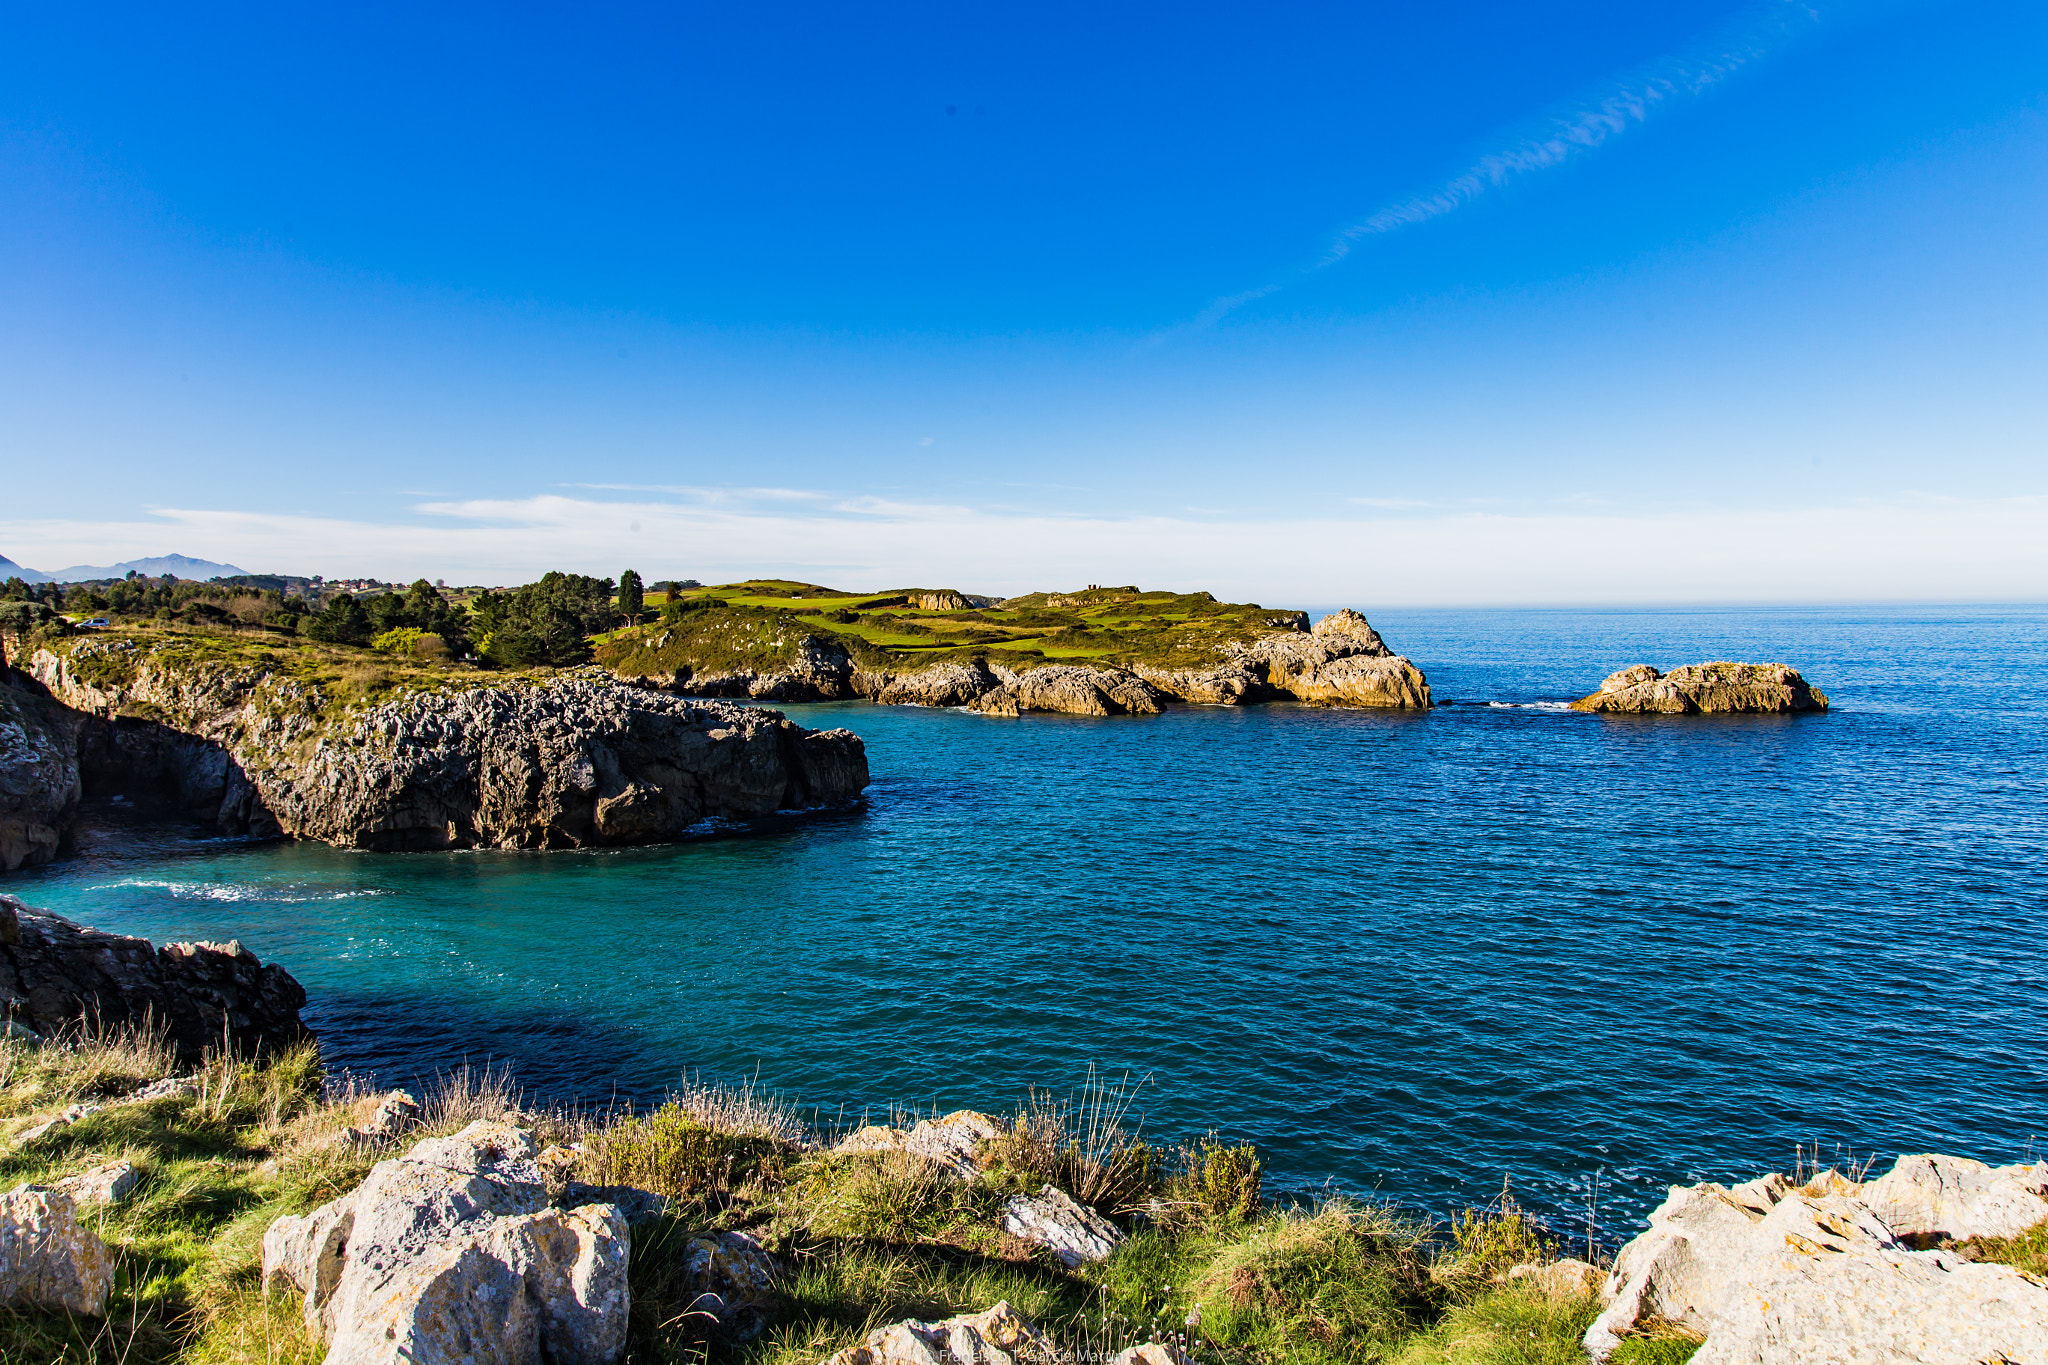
[596,580,1314,679]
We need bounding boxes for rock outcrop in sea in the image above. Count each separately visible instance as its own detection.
[1571,661,1829,714]
[10,646,868,856]
[1,895,309,1062]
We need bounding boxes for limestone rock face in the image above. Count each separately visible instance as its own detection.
[263,1120,632,1365]
[1133,608,1430,710]
[820,1300,1055,1365]
[867,661,1006,708]
[999,1185,1125,1267]
[54,1160,143,1207]
[0,681,80,873]
[1860,1154,2048,1243]
[833,1110,1001,1180]
[1571,662,1829,714]
[0,1185,112,1315]
[31,649,868,852]
[0,896,308,1063]
[968,667,1167,718]
[675,1230,778,1338]
[1586,1154,2048,1365]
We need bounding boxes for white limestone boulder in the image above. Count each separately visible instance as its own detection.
[0,1185,112,1315]
[1587,1158,2048,1365]
[833,1110,1002,1180]
[261,1119,631,1364]
[820,1300,1054,1365]
[1859,1153,2048,1243]
[54,1160,142,1207]
[999,1184,1124,1267]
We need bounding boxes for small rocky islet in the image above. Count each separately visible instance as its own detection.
[2,902,2043,1365]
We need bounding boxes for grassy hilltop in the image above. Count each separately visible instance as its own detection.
[594,581,1313,679]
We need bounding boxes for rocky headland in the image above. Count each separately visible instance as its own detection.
[603,587,1433,718]
[0,634,867,867]
[1571,662,1830,714]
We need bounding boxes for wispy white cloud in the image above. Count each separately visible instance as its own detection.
[5,487,2043,606]
[1184,1,1823,330]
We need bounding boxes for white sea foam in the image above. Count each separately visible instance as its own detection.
[1486,701,1578,712]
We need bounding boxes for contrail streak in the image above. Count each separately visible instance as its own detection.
[1178,2,1824,332]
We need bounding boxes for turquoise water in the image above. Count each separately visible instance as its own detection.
[14,605,2048,1233]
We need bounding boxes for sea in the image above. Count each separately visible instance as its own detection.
[12,604,2047,1239]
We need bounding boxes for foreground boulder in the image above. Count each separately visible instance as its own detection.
[0,1185,112,1315]
[1000,1184,1125,1267]
[1571,662,1828,714]
[30,646,869,851]
[1586,1153,2048,1365]
[263,1119,630,1365]
[821,1301,1054,1365]
[1,896,308,1063]
[833,1110,1002,1179]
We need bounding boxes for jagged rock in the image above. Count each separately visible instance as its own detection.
[1507,1257,1604,1295]
[1571,662,1829,714]
[263,1119,632,1364]
[675,1230,777,1338]
[1,1020,39,1044]
[834,1110,1002,1180]
[0,1185,112,1315]
[1859,1153,2048,1244]
[869,661,1004,708]
[1133,661,1266,705]
[1586,1159,2048,1365]
[0,896,309,1064]
[1249,610,1430,708]
[821,1300,1054,1365]
[0,680,80,872]
[968,667,1166,718]
[31,650,868,851]
[351,1090,422,1143]
[54,1160,143,1206]
[911,591,996,611]
[999,1185,1124,1267]
[1691,1239,2048,1365]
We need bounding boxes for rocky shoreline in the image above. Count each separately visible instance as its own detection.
[620,607,1433,716]
[0,645,867,867]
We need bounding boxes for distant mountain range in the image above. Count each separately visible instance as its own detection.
[0,552,254,584]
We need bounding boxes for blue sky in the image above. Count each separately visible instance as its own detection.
[3,0,2044,602]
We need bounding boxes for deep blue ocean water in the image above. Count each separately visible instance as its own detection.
[13,605,2048,1236]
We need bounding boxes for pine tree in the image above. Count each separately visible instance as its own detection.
[618,569,644,625]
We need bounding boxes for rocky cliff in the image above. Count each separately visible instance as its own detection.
[1,895,309,1061]
[12,640,868,857]
[1571,662,1829,714]
[0,682,80,872]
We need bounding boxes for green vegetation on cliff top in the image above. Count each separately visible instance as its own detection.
[593,580,1315,679]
